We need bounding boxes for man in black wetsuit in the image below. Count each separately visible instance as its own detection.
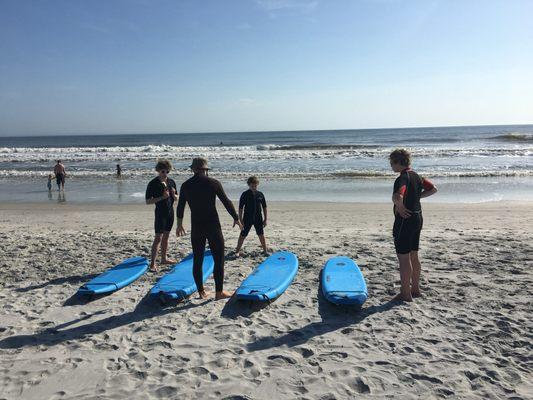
[145,159,177,272]
[390,149,438,302]
[234,176,268,256]
[176,157,243,300]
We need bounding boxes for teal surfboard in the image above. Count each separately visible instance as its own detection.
[321,256,367,306]
[235,251,298,301]
[150,251,214,301]
[77,256,148,296]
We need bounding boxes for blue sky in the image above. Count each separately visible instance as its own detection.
[1,0,532,136]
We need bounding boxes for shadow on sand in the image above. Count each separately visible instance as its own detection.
[220,295,277,319]
[0,294,208,350]
[246,278,400,352]
[14,274,99,293]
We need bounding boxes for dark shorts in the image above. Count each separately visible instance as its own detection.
[155,210,174,234]
[241,220,264,237]
[56,174,65,185]
[393,212,423,254]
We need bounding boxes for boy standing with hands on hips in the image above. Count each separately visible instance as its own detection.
[235,176,269,257]
[145,159,177,272]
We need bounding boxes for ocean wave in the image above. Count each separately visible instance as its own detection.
[0,144,531,163]
[490,133,533,142]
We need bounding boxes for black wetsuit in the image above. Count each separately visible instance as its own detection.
[393,168,434,254]
[145,177,177,233]
[176,174,238,293]
[239,189,267,237]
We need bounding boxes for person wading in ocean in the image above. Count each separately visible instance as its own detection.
[176,157,243,300]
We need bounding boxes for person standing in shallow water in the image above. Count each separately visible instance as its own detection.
[145,159,178,272]
[176,157,243,300]
[389,149,438,302]
[53,160,66,191]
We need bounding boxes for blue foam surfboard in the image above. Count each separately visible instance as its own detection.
[150,251,214,301]
[235,251,298,301]
[77,256,149,296]
[321,256,367,306]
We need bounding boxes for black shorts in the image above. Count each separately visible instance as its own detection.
[241,220,264,237]
[155,210,174,234]
[393,212,423,254]
[56,174,65,185]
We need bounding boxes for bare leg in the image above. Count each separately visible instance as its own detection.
[410,251,422,297]
[258,234,268,253]
[394,253,413,302]
[235,235,245,256]
[160,231,176,264]
[150,234,163,271]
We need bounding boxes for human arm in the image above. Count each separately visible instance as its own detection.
[145,181,169,205]
[216,181,242,229]
[420,178,438,198]
[175,184,187,236]
[262,194,268,226]
[392,175,411,218]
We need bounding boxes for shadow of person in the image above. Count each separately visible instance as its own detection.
[0,293,208,350]
[246,275,399,352]
[15,274,99,294]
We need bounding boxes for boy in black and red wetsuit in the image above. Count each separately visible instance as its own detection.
[389,149,438,302]
[234,176,268,257]
[145,159,177,272]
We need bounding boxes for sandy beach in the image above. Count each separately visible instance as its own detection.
[0,201,531,399]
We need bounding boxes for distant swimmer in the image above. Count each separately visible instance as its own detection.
[116,164,122,178]
[145,159,178,272]
[176,157,243,300]
[234,176,269,257]
[389,149,437,302]
[53,160,66,191]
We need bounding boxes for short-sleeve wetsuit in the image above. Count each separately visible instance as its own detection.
[393,168,435,254]
[176,174,238,293]
[145,177,177,233]
[239,189,267,237]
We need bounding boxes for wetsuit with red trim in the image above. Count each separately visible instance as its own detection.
[176,174,238,293]
[393,168,435,254]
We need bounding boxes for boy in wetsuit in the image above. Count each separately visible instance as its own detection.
[235,176,268,256]
[145,159,178,272]
[389,149,438,302]
[176,157,243,300]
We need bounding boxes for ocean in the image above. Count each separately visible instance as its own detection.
[0,125,532,204]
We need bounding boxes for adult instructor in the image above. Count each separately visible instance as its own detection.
[176,158,243,300]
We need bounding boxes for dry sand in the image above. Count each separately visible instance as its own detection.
[0,201,532,399]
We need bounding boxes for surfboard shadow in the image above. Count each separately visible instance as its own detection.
[0,293,207,350]
[15,273,99,293]
[220,295,276,319]
[246,277,399,352]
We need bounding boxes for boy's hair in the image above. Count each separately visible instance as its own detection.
[389,149,411,167]
[155,159,173,171]
[247,176,259,185]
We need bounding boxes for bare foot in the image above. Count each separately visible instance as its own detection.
[234,251,242,258]
[198,290,210,299]
[161,258,177,265]
[215,290,233,300]
[411,290,423,298]
[149,265,159,273]
[392,293,413,302]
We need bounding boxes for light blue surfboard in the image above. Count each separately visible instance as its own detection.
[150,251,214,301]
[235,251,298,301]
[321,256,367,306]
[77,256,149,296]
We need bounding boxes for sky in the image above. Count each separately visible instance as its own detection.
[1,0,533,136]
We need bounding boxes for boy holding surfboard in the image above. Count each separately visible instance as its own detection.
[145,159,178,272]
[390,149,437,302]
[235,176,269,257]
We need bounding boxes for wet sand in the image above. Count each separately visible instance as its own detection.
[0,201,532,399]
